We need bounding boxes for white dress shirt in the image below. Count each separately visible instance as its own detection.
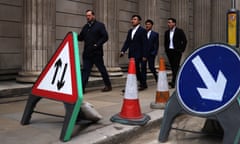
[169,27,176,49]
[131,24,140,40]
[147,30,152,39]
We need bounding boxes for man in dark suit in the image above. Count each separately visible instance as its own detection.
[78,10,112,93]
[145,19,159,82]
[120,15,148,90]
[164,17,187,88]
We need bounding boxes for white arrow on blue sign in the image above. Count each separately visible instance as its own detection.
[192,55,227,102]
[177,43,240,115]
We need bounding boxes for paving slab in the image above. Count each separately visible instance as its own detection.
[0,79,173,144]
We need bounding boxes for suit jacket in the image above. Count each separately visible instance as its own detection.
[78,20,108,58]
[164,27,187,53]
[147,31,159,57]
[121,26,148,59]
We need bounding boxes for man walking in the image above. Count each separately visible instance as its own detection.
[145,19,159,82]
[164,18,187,88]
[78,10,112,93]
[120,15,148,91]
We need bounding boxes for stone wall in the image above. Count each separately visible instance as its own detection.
[55,0,93,61]
[0,0,23,79]
[56,0,93,46]
[0,0,234,80]
[118,0,139,66]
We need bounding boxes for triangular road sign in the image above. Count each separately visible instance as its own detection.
[32,32,80,103]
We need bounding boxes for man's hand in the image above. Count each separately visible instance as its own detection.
[120,52,124,57]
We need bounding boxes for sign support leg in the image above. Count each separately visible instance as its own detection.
[21,94,42,125]
[216,101,240,144]
[21,96,81,142]
[60,103,76,141]
[159,91,184,142]
[202,119,223,136]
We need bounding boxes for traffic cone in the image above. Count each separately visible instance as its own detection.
[111,58,150,125]
[150,57,169,109]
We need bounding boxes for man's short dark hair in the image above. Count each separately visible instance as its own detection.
[132,15,142,21]
[86,9,95,15]
[145,19,154,25]
[168,17,176,23]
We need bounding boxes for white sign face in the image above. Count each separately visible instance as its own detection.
[37,42,72,95]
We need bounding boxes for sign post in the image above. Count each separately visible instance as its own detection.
[21,32,83,142]
[159,43,240,144]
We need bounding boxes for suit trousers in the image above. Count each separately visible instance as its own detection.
[166,49,182,84]
[135,58,147,87]
[82,55,111,90]
[148,55,158,82]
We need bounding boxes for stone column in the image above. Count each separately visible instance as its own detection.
[16,0,56,82]
[170,0,190,60]
[193,0,211,48]
[171,0,189,33]
[236,0,240,9]
[92,0,123,77]
[211,0,231,42]
[139,0,157,22]
[139,0,160,68]
[139,1,159,47]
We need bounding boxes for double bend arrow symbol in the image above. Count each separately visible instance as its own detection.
[192,55,227,102]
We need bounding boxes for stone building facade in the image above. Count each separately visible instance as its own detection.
[0,0,236,82]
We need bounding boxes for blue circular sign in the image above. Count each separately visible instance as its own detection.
[177,43,240,116]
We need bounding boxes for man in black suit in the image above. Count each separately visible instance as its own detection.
[145,19,159,82]
[164,18,187,88]
[120,15,148,90]
[78,10,112,93]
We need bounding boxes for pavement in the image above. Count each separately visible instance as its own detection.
[0,73,174,144]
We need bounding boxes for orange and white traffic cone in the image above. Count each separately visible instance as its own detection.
[111,58,150,125]
[150,57,169,109]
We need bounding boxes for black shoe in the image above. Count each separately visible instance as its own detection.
[138,85,148,91]
[168,82,175,88]
[122,89,125,93]
[102,85,112,92]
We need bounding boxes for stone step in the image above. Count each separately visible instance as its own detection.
[0,70,172,99]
